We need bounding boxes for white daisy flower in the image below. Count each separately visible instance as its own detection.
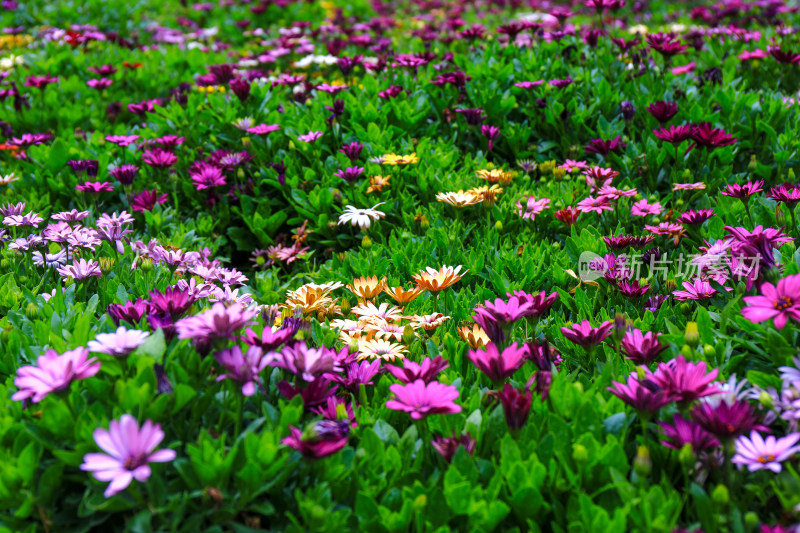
[337,203,386,229]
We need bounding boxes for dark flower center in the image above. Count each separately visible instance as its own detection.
[774,296,793,310]
[123,455,145,471]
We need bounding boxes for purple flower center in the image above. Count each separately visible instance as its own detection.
[775,296,793,310]
[124,455,145,470]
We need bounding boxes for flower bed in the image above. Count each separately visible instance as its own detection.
[2,0,800,531]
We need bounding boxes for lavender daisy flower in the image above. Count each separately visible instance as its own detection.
[57,258,102,280]
[271,342,343,382]
[298,131,323,143]
[87,327,150,357]
[175,303,259,348]
[12,347,100,403]
[80,415,176,497]
[732,431,800,473]
[214,345,270,396]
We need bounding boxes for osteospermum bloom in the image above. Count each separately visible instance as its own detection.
[468,342,527,383]
[383,285,424,305]
[560,320,614,347]
[517,196,551,219]
[732,431,800,473]
[12,347,101,403]
[659,413,720,451]
[57,258,102,281]
[357,338,408,361]
[87,327,150,357]
[175,303,258,346]
[283,422,350,459]
[621,329,669,364]
[458,324,491,349]
[337,203,385,229]
[673,279,729,301]
[742,273,800,329]
[648,356,721,402]
[476,168,513,184]
[352,302,404,322]
[385,379,461,419]
[80,415,176,497]
[385,355,449,384]
[607,373,674,413]
[412,265,468,292]
[631,199,663,217]
[347,275,387,300]
[576,195,614,214]
[436,190,482,207]
[215,345,271,395]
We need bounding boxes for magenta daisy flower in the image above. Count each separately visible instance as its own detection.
[561,319,614,347]
[576,195,614,214]
[385,379,462,420]
[741,273,800,329]
[631,199,663,217]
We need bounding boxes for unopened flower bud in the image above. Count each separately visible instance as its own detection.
[682,169,692,180]
[744,512,759,529]
[140,257,154,271]
[494,220,503,231]
[703,344,716,358]
[572,444,588,464]
[776,205,786,227]
[361,235,372,249]
[684,322,699,348]
[25,303,39,319]
[340,297,351,316]
[759,390,774,409]
[613,313,627,343]
[237,168,245,180]
[788,168,796,182]
[413,494,427,511]
[552,167,567,181]
[678,443,695,467]
[620,100,636,121]
[402,325,416,345]
[98,257,115,274]
[241,136,251,149]
[633,445,652,477]
[348,337,360,353]
[680,302,692,315]
[711,484,729,505]
[748,154,757,170]
[0,259,9,270]
[664,279,677,292]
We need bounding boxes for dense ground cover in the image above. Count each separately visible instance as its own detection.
[2,0,800,531]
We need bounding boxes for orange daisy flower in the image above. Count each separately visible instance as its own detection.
[383,285,424,305]
[458,324,491,349]
[367,175,391,193]
[412,265,468,292]
[347,275,387,300]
